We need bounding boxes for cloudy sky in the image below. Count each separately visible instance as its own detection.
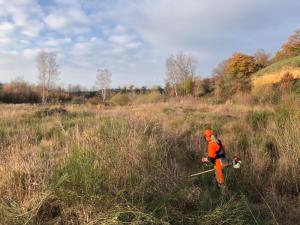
[0,0,299,88]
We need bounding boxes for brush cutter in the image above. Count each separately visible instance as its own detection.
[189,168,215,177]
[189,156,242,177]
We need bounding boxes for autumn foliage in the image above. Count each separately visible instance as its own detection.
[274,29,300,61]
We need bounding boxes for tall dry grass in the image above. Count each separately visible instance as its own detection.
[0,97,298,224]
[252,66,300,86]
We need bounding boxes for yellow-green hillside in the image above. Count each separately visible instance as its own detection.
[252,55,300,86]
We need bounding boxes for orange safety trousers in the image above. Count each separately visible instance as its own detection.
[214,159,224,185]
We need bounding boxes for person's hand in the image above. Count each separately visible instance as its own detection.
[201,157,208,163]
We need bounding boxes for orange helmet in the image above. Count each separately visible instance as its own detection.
[203,129,213,138]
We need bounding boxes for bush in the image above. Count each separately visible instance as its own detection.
[71,96,85,104]
[109,93,131,106]
[133,91,164,104]
[35,107,68,118]
[0,82,41,103]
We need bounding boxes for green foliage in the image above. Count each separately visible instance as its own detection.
[196,197,257,225]
[182,77,195,95]
[53,147,103,197]
[254,55,300,77]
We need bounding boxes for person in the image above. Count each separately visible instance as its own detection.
[200,129,238,191]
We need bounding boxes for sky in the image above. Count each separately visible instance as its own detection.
[0,0,299,88]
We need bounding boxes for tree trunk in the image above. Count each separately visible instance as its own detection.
[42,85,46,104]
[102,89,106,102]
[174,85,178,97]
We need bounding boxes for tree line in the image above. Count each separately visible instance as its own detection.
[0,29,299,104]
[165,29,300,98]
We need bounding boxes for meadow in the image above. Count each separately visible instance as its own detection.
[0,96,299,225]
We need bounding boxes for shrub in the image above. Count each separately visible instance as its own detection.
[109,93,131,106]
[133,91,164,104]
[35,107,68,118]
[0,82,41,103]
[71,96,85,104]
[279,72,295,91]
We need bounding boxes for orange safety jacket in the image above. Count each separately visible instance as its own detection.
[207,139,225,164]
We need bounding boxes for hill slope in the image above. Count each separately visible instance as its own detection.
[252,55,300,86]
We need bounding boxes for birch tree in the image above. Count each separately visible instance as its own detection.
[165,53,198,97]
[36,51,48,103]
[36,51,60,103]
[95,69,112,102]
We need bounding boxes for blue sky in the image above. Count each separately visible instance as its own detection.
[0,0,299,88]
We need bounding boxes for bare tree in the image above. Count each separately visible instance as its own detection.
[36,51,48,103]
[254,49,270,68]
[36,51,60,103]
[47,52,60,90]
[95,69,112,102]
[165,52,198,97]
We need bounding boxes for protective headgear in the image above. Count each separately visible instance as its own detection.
[203,129,213,138]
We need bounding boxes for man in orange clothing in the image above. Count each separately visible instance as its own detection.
[201,129,232,190]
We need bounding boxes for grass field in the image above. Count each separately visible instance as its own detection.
[0,98,299,224]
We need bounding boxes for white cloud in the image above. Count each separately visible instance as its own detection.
[22,48,41,59]
[45,5,90,34]
[0,38,13,44]
[0,22,16,33]
[114,24,127,33]
[124,42,142,50]
[0,0,44,42]
[0,51,36,83]
[42,38,72,47]
[1,0,300,87]
[108,34,136,45]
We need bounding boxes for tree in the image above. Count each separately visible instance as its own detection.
[274,29,300,61]
[95,69,112,102]
[128,85,135,95]
[141,86,147,94]
[165,52,198,97]
[47,53,60,89]
[212,60,229,97]
[254,49,270,68]
[36,51,60,103]
[225,52,260,93]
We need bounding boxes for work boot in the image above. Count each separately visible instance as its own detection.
[218,183,227,194]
